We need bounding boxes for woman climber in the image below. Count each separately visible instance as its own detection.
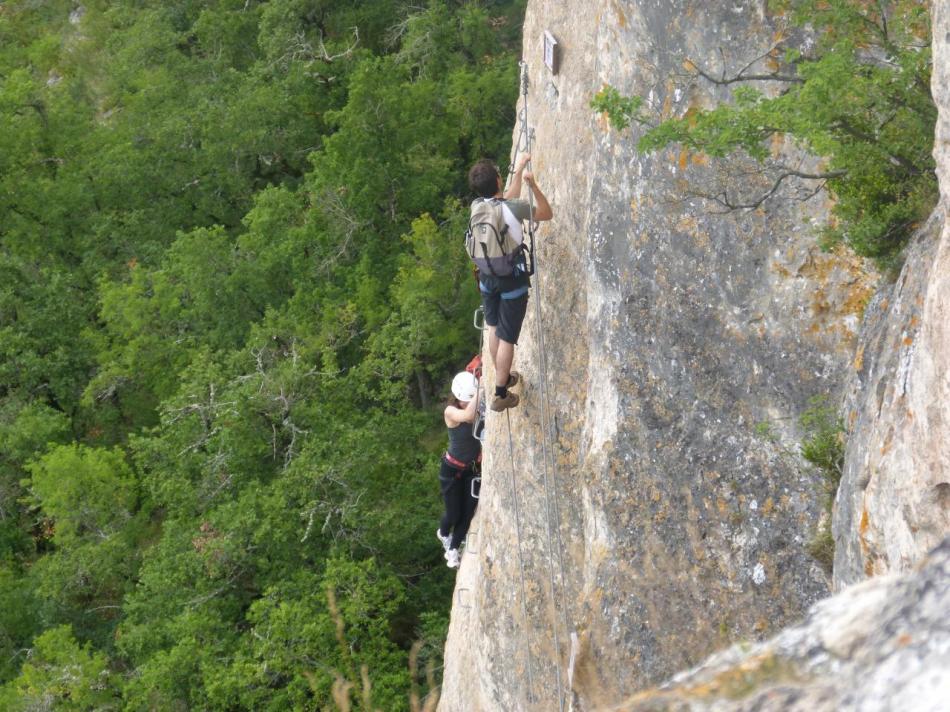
[436,371,482,569]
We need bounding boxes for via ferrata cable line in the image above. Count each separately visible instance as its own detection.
[480,60,573,710]
[504,408,536,704]
[521,89,566,712]
[506,66,538,277]
[510,60,574,712]
[474,307,535,704]
[524,59,581,706]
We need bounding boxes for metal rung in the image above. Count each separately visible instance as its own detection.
[456,588,473,609]
[473,387,487,442]
[473,306,485,330]
[465,530,479,555]
[471,476,481,500]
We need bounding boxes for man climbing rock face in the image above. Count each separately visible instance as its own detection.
[467,154,553,411]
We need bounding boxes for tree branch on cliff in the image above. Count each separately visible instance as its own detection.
[691,167,845,212]
[683,44,804,86]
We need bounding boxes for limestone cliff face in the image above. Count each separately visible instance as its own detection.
[617,536,950,712]
[833,1,950,588]
[439,2,879,711]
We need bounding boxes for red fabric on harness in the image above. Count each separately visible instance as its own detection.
[465,354,482,380]
[444,452,472,469]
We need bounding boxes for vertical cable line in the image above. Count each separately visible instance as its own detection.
[489,60,573,710]
[504,409,535,704]
[514,60,572,712]
[475,309,534,704]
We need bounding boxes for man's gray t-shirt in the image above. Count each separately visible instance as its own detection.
[500,198,531,246]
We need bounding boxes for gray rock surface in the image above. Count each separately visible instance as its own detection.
[614,536,950,712]
[833,1,950,588]
[439,2,877,710]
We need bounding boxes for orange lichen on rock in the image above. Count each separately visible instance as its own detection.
[661,79,677,118]
[675,215,699,233]
[858,507,875,577]
[880,429,893,455]
[611,0,627,28]
[675,652,796,701]
[842,280,874,317]
[772,260,793,278]
[854,345,865,371]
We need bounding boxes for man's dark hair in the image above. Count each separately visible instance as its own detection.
[469,159,500,198]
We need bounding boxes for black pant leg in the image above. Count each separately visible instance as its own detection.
[439,460,465,539]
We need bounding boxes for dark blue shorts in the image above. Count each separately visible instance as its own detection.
[480,279,529,344]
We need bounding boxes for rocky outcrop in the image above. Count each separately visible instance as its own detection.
[833,2,950,588]
[616,536,950,712]
[440,2,877,710]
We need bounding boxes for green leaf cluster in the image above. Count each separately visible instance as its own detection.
[799,395,845,489]
[589,86,645,131]
[799,394,845,573]
[0,0,523,707]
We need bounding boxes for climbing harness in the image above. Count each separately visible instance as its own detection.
[443,452,476,470]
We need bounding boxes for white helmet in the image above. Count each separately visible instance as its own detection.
[451,371,478,402]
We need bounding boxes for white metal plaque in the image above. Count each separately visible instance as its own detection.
[543,30,559,74]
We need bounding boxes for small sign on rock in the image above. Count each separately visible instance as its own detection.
[544,31,559,75]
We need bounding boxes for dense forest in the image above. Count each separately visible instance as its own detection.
[0,1,525,708]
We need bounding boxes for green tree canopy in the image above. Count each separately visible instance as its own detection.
[0,0,525,707]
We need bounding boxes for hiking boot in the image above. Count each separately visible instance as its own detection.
[490,391,520,412]
[506,371,521,388]
[436,528,451,553]
[445,549,460,569]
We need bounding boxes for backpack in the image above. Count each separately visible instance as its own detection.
[464,199,525,277]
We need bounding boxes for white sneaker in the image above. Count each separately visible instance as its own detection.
[436,528,451,552]
[445,549,460,568]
